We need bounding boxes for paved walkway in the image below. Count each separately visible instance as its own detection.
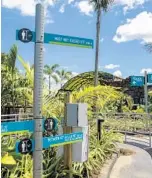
[110,143,152,178]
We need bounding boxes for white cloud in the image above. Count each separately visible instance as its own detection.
[72,72,79,77]
[100,38,104,43]
[104,64,120,69]
[75,1,94,16]
[59,4,65,13]
[140,68,152,74]
[113,70,122,77]
[113,11,152,43]
[2,0,55,23]
[114,0,148,14]
[74,0,149,16]
[2,0,35,16]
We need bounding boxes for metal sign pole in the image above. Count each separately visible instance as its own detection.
[33,4,44,178]
[144,71,148,113]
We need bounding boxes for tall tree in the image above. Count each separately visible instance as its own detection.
[145,43,152,53]
[90,0,114,86]
[44,64,59,93]
[56,69,73,88]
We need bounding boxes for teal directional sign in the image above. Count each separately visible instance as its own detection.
[16,29,93,48]
[15,132,83,153]
[130,76,144,87]
[148,74,152,84]
[1,118,58,134]
[1,120,34,134]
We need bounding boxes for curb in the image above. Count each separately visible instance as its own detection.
[98,150,120,178]
[106,151,120,178]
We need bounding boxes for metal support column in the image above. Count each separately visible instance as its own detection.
[33,3,44,178]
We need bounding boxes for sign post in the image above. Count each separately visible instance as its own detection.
[15,3,92,176]
[33,4,44,178]
[144,71,148,113]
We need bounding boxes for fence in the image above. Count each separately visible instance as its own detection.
[97,113,152,147]
[1,113,33,122]
[1,112,152,147]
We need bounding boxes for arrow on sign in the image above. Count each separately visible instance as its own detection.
[130,76,144,87]
[132,81,136,85]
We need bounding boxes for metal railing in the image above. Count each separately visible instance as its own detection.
[1,113,33,122]
[90,113,152,147]
[1,112,152,147]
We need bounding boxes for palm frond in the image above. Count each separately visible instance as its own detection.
[9,44,18,72]
[90,0,114,12]
[145,43,152,53]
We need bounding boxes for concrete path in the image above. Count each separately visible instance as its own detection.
[110,143,152,178]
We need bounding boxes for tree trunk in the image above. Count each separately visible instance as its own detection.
[94,8,101,86]
[49,75,51,94]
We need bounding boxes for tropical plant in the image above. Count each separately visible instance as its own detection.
[44,64,60,93]
[72,85,133,117]
[90,0,114,86]
[1,45,18,110]
[57,69,73,88]
[1,126,123,178]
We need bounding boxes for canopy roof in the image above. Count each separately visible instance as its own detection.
[61,71,123,91]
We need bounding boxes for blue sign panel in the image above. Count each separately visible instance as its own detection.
[148,74,152,84]
[43,132,83,148]
[1,119,49,134]
[15,132,83,153]
[44,33,93,48]
[1,120,34,134]
[16,30,93,48]
[130,76,144,87]
[16,30,35,42]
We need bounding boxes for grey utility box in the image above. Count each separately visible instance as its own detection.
[57,126,89,163]
[66,103,88,127]
[72,126,89,162]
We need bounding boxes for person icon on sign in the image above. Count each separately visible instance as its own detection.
[21,141,26,153]
[49,119,53,130]
[21,30,26,41]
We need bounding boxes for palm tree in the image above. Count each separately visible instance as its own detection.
[145,43,152,53]
[44,64,60,93]
[90,0,114,86]
[56,69,73,88]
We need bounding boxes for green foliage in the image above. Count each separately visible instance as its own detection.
[1,126,122,178]
[73,85,133,116]
[44,64,60,92]
[132,106,145,113]
[103,116,151,132]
